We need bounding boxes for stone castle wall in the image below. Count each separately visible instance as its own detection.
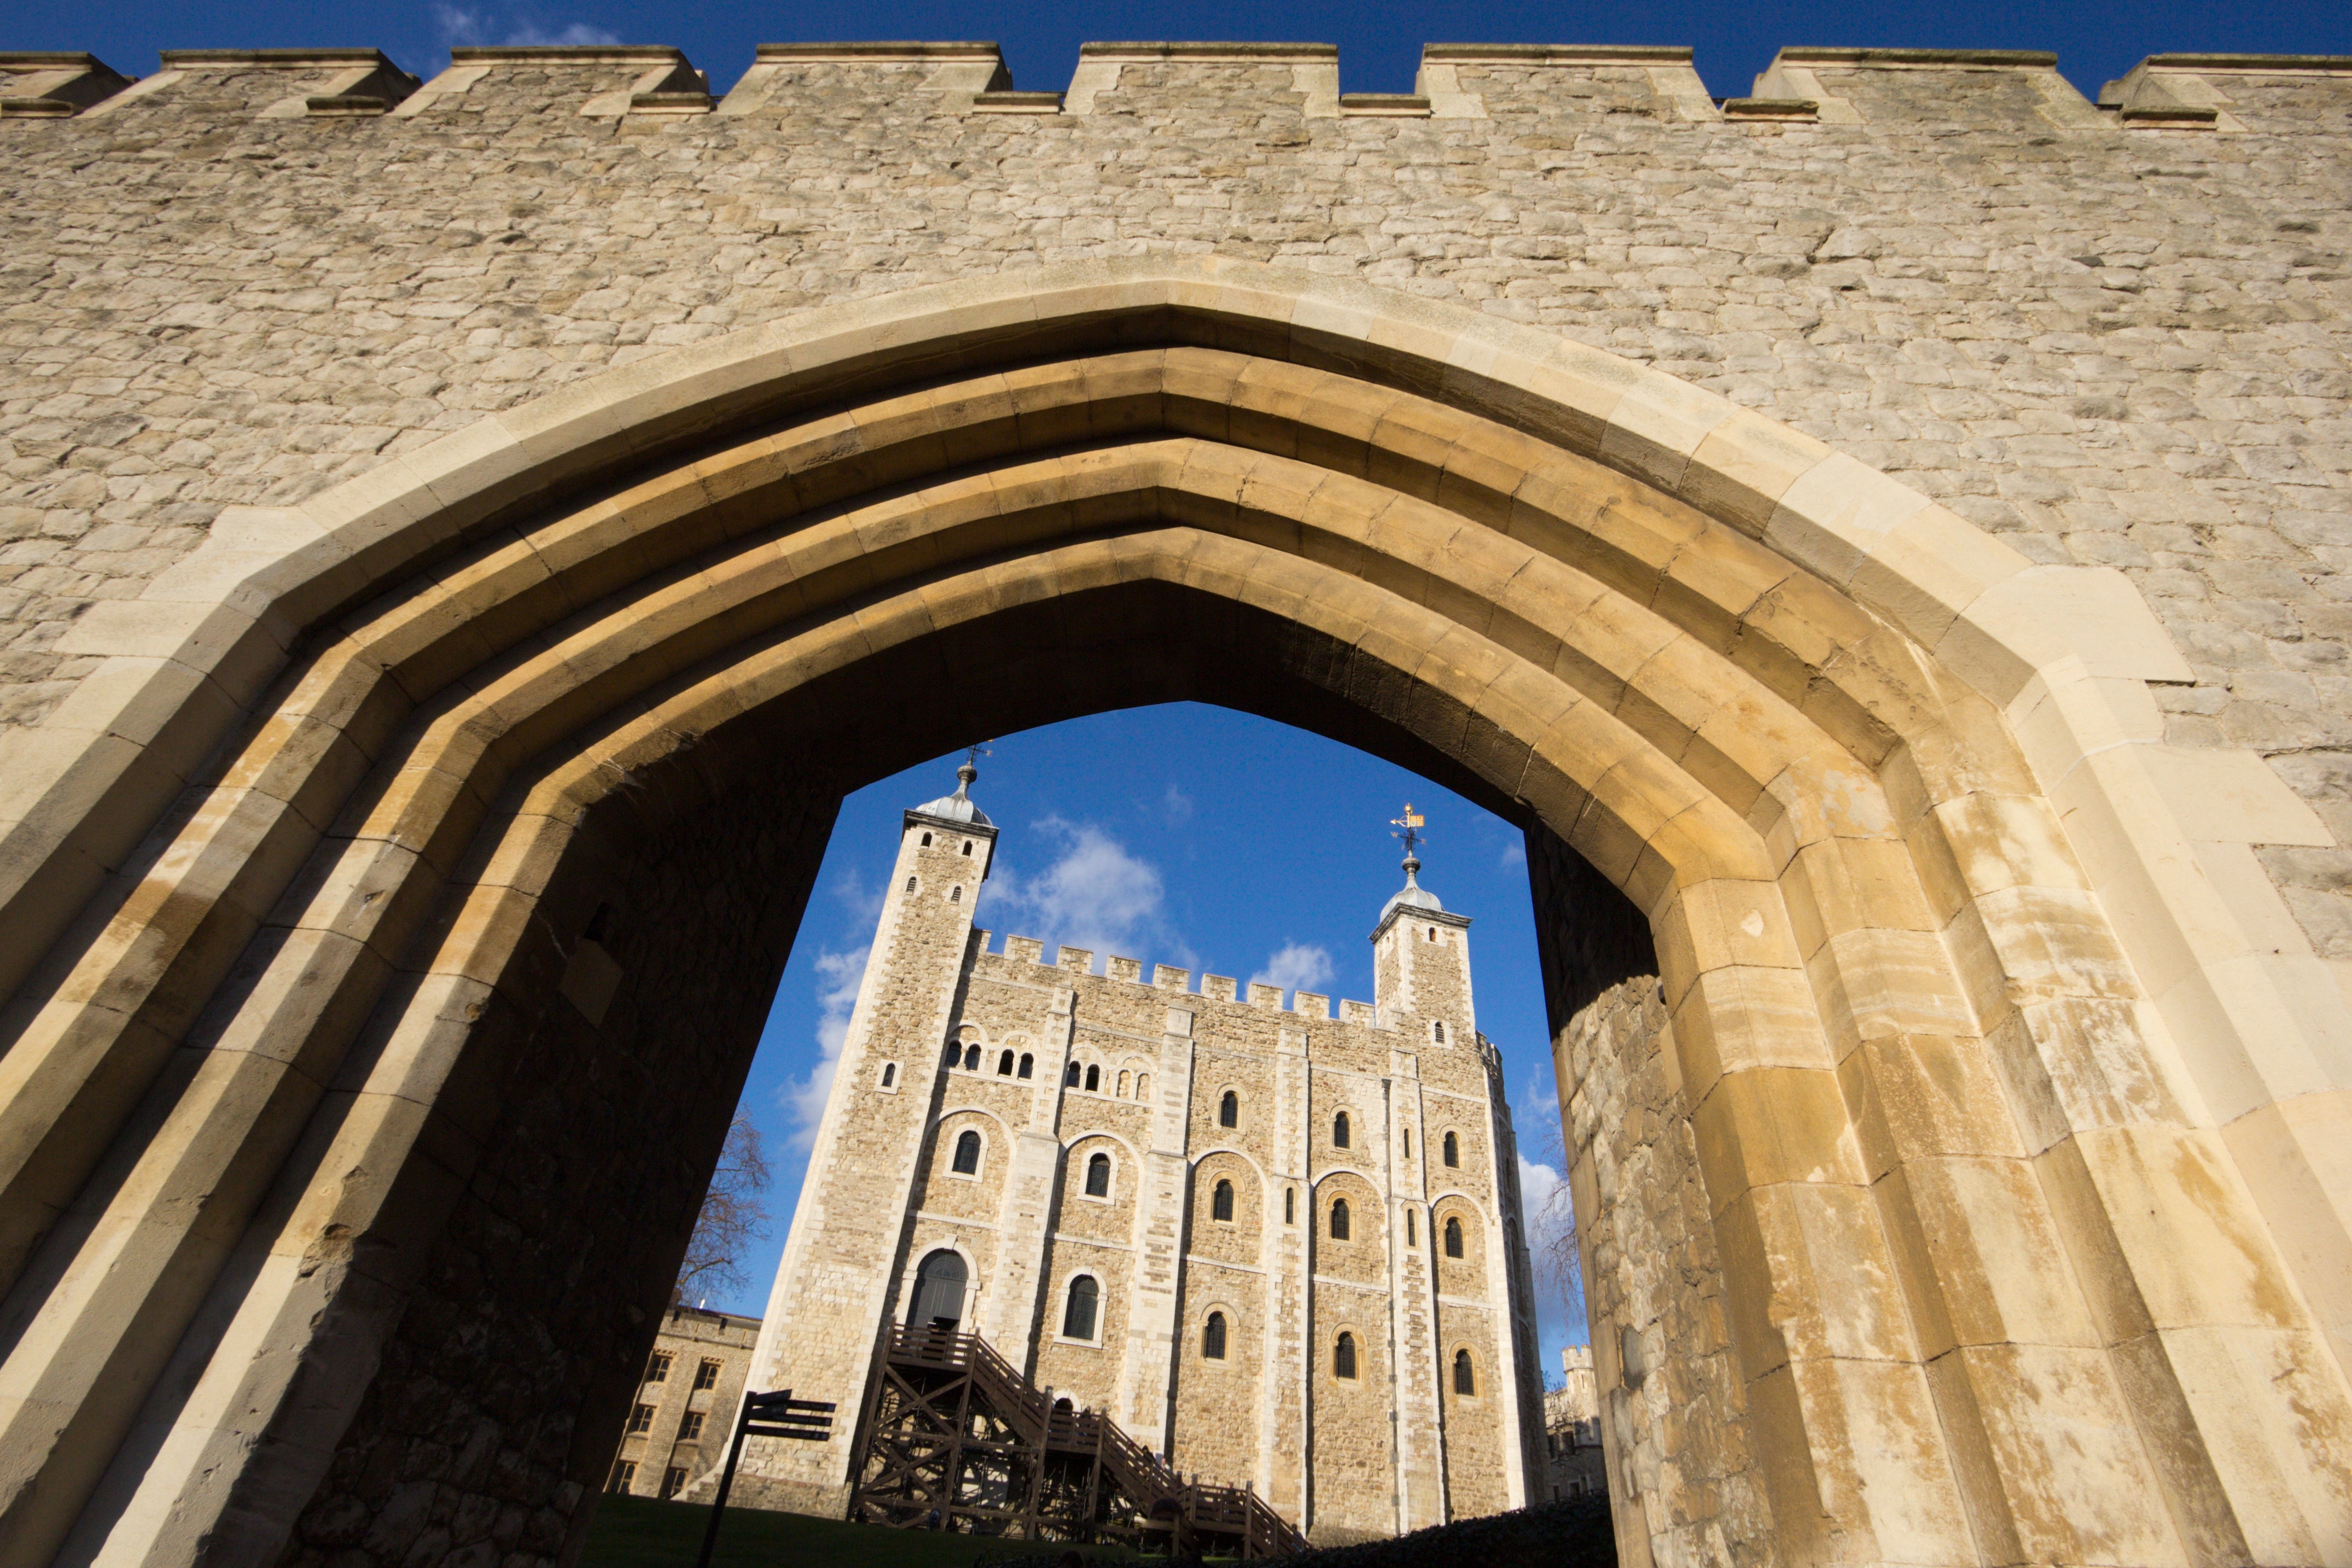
[2,43,2348,986]
[745,798,1543,1543]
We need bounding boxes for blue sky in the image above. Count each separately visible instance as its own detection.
[724,703,1592,1374]
[34,0,2350,105]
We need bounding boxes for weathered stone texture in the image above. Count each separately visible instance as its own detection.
[5,45,2349,978]
[1562,976,1773,1568]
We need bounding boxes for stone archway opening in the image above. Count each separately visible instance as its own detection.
[1,260,2345,1568]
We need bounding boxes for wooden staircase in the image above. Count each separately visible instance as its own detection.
[846,1322,1307,1558]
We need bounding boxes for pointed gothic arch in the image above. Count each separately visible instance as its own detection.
[0,257,2339,1568]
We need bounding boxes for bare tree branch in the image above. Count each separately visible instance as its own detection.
[1533,1122,1583,1337]
[675,1115,772,1304]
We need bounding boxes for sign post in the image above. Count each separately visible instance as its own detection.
[692,1389,835,1568]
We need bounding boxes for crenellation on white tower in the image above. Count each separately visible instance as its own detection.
[742,780,1543,1544]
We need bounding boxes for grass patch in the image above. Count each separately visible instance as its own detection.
[579,1494,1136,1568]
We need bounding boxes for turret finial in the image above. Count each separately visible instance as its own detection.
[1391,803,1426,882]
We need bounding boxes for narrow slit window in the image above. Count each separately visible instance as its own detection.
[1284,1187,1295,1225]
[1406,1209,1417,1245]
[1402,1128,1411,1158]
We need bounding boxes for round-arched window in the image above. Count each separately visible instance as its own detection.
[1212,1178,1234,1222]
[1062,1275,1099,1340]
[1065,1061,1082,1087]
[1333,1111,1350,1149]
[1453,1348,1476,1396]
[1432,1020,1445,1043]
[998,1049,1015,1076]
[1018,1053,1034,1079]
[963,1044,981,1071]
[1444,1216,1464,1257]
[911,1249,966,1328]
[1219,1091,1238,1128]
[1204,1311,1227,1360]
[1085,1151,1111,1198]
[1334,1332,1357,1379]
[1085,1064,1100,1093]
[1330,1197,1350,1240]
[951,1129,981,1175]
[1442,1131,1459,1168]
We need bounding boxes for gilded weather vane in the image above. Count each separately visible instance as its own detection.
[1391,803,1425,867]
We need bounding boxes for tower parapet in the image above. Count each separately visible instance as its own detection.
[743,782,1541,1541]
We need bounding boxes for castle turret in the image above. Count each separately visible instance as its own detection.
[1370,836,1476,1048]
[738,759,998,1514]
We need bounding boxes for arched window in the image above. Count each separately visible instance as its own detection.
[1085,1064,1100,1092]
[1406,1209,1417,1245]
[1334,1332,1357,1379]
[1085,1152,1111,1198]
[1284,1188,1295,1225]
[1453,1349,1476,1396]
[952,1129,981,1175]
[1330,1198,1350,1240]
[1212,1179,1234,1222]
[1136,1072,1150,1100]
[1203,1311,1227,1360]
[1117,1069,1130,1098]
[881,1063,897,1088]
[1427,926,1437,942]
[1443,1131,1459,1168]
[1219,1091,1238,1128]
[911,1249,966,1328]
[950,885,962,902]
[1018,1053,1034,1080]
[998,1049,1015,1076]
[1445,1216,1464,1257]
[920,832,932,847]
[1066,1061,1082,1087]
[1333,1112,1350,1149]
[1432,1020,1445,1043]
[905,876,917,893]
[964,1044,981,1071]
[1062,1275,1098,1340]
[962,840,973,856]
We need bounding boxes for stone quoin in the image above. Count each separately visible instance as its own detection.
[0,37,2349,1568]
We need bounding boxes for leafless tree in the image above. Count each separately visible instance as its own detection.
[1533,1124,1584,1334]
[674,1115,772,1304]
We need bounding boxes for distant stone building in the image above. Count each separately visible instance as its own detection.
[1541,1346,1605,1502]
[604,1306,760,1500]
[739,767,1545,1543]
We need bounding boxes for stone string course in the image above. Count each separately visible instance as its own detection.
[2,45,2348,961]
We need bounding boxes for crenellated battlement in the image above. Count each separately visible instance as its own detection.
[7,43,2347,132]
[981,930,1389,1029]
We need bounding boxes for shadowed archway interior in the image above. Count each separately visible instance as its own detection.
[0,261,2347,1568]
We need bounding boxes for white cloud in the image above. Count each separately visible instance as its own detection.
[432,3,620,46]
[1251,941,1334,1000]
[779,943,868,1151]
[1520,1152,1588,1347]
[979,817,1184,967]
[1499,840,1526,868]
[1160,782,1195,826]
